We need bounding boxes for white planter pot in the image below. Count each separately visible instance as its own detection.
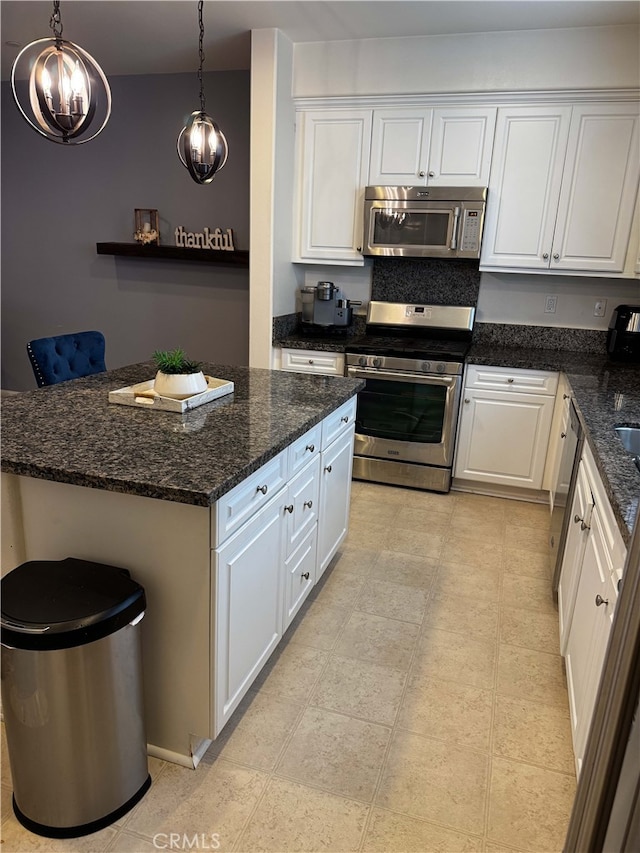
[154,371,208,400]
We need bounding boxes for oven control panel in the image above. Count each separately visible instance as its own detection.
[347,353,463,376]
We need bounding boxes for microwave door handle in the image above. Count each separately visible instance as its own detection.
[450,207,461,250]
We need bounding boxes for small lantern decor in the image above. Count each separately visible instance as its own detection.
[134,209,160,245]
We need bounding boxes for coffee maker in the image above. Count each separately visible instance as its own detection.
[607,305,640,362]
[301,282,360,329]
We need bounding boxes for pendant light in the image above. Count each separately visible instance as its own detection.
[177,0,228,185]
[10,0,111,145]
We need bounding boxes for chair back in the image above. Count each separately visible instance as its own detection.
[27,331,106,387]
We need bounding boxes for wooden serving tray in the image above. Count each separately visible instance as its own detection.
[108,375,234,412]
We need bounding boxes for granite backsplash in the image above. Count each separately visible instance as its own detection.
[473,323,609,353]
[370,258,481,305]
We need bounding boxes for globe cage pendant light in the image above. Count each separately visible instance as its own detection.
[177,0,228,185]
[10,0,111,145]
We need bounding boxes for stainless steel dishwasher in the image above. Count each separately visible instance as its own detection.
[550,398,584,597]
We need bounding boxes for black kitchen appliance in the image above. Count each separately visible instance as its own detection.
[607,304,640,362]
[345,301,474,493]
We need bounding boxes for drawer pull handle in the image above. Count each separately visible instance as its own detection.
[325,464,332,473]
[301,572,310,581]
[341,416,349,423]
[285,504,294,514]
[574,514,590,531]
[595,594,609,607]
[257,485,268,495]
[306,444,315,453]
[304,500,313,509]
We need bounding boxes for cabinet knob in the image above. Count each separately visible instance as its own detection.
[428,171,435,177]
[507,378,514,383]
[553,253,560,261]
[464,398,470,404]
[257,484,268,495]
[304,500,313,509]
[543,253,549,260]
[563,394,570,400]
[284,504,294,514]
[341,415,349,423]
[306,444,315,453]
[356,246,362,253]
[574,514,590,531]
[325,464,332,473]
[308,359,314,365]
[419,170,426,177]
[595,594,609,607]
[561,432,567,439]
[301,572,310,581]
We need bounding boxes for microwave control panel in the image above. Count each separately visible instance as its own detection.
[460,209,482,253]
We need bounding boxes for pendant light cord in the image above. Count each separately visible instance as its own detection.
[49,0,63,40]
[197,0,206,114]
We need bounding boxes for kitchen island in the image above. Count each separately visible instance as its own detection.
[1,362,363,767]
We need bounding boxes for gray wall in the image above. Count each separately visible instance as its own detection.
[1,70,250,390]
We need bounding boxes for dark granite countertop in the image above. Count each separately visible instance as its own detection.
[0,362,364,507]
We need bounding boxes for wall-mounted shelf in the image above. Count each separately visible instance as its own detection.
[96,242,249,268]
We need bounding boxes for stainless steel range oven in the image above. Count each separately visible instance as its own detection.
[345,302,474,493]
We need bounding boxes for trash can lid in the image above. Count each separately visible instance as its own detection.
[1,558,146,650]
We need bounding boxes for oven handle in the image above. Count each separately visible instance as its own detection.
[347,366,457,387]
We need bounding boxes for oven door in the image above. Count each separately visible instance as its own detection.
[363,200,459,258]
[346,366,462,467]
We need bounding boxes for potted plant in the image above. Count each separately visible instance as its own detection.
[153,348,208,399]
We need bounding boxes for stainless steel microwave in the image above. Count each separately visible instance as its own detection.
[363,186,487,259]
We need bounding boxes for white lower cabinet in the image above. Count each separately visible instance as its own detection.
[559,443,627,776]
[280,348,346,377]
[454,365,558,490]
[212,401,355,736]
[213,490,285,734]
[318,426,355,579]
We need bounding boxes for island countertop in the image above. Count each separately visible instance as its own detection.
[1,362,364,507]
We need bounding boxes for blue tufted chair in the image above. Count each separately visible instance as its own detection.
[27,331,107,387]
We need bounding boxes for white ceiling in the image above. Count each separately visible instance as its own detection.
[2,0,639,80]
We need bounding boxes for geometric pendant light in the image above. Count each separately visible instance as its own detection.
[10,0,111,145]
[177,0,228,185]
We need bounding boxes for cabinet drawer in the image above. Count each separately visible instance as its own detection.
[465,364,558,395]
[285,456,320,558]
[288,423,321,478]
[281,348,345,376]
[212,451,287,547]
[322,397,357,449]
[284,527,317,630]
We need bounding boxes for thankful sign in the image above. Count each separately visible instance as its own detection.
[174,226,235,251]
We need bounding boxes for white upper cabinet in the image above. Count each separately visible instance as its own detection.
[552,104,640,274]
[428,107,497,186]
[368,108,433,185]
[368,106,496,187]
[481,102,640,273]
[480,106,572,270]
[293,109,372,265]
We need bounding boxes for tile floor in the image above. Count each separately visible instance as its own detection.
[1,483,577,853]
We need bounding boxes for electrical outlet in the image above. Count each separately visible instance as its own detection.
[594,299,607,317]
[545,295,558,314]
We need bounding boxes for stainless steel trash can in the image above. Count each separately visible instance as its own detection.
[1,557,151,838]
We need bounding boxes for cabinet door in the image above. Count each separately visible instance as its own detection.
[213,492,284,735]
[368,108,432,185]
[317,427,355,579]
[564,503,616,775]
[480,106,572,269]
[295,110,372,264]
[558,461,594,652]
[552,103,640,273]
[428,107,497,186]
[454,389,555,489]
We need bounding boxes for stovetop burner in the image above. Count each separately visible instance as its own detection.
[345,302,475,364]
